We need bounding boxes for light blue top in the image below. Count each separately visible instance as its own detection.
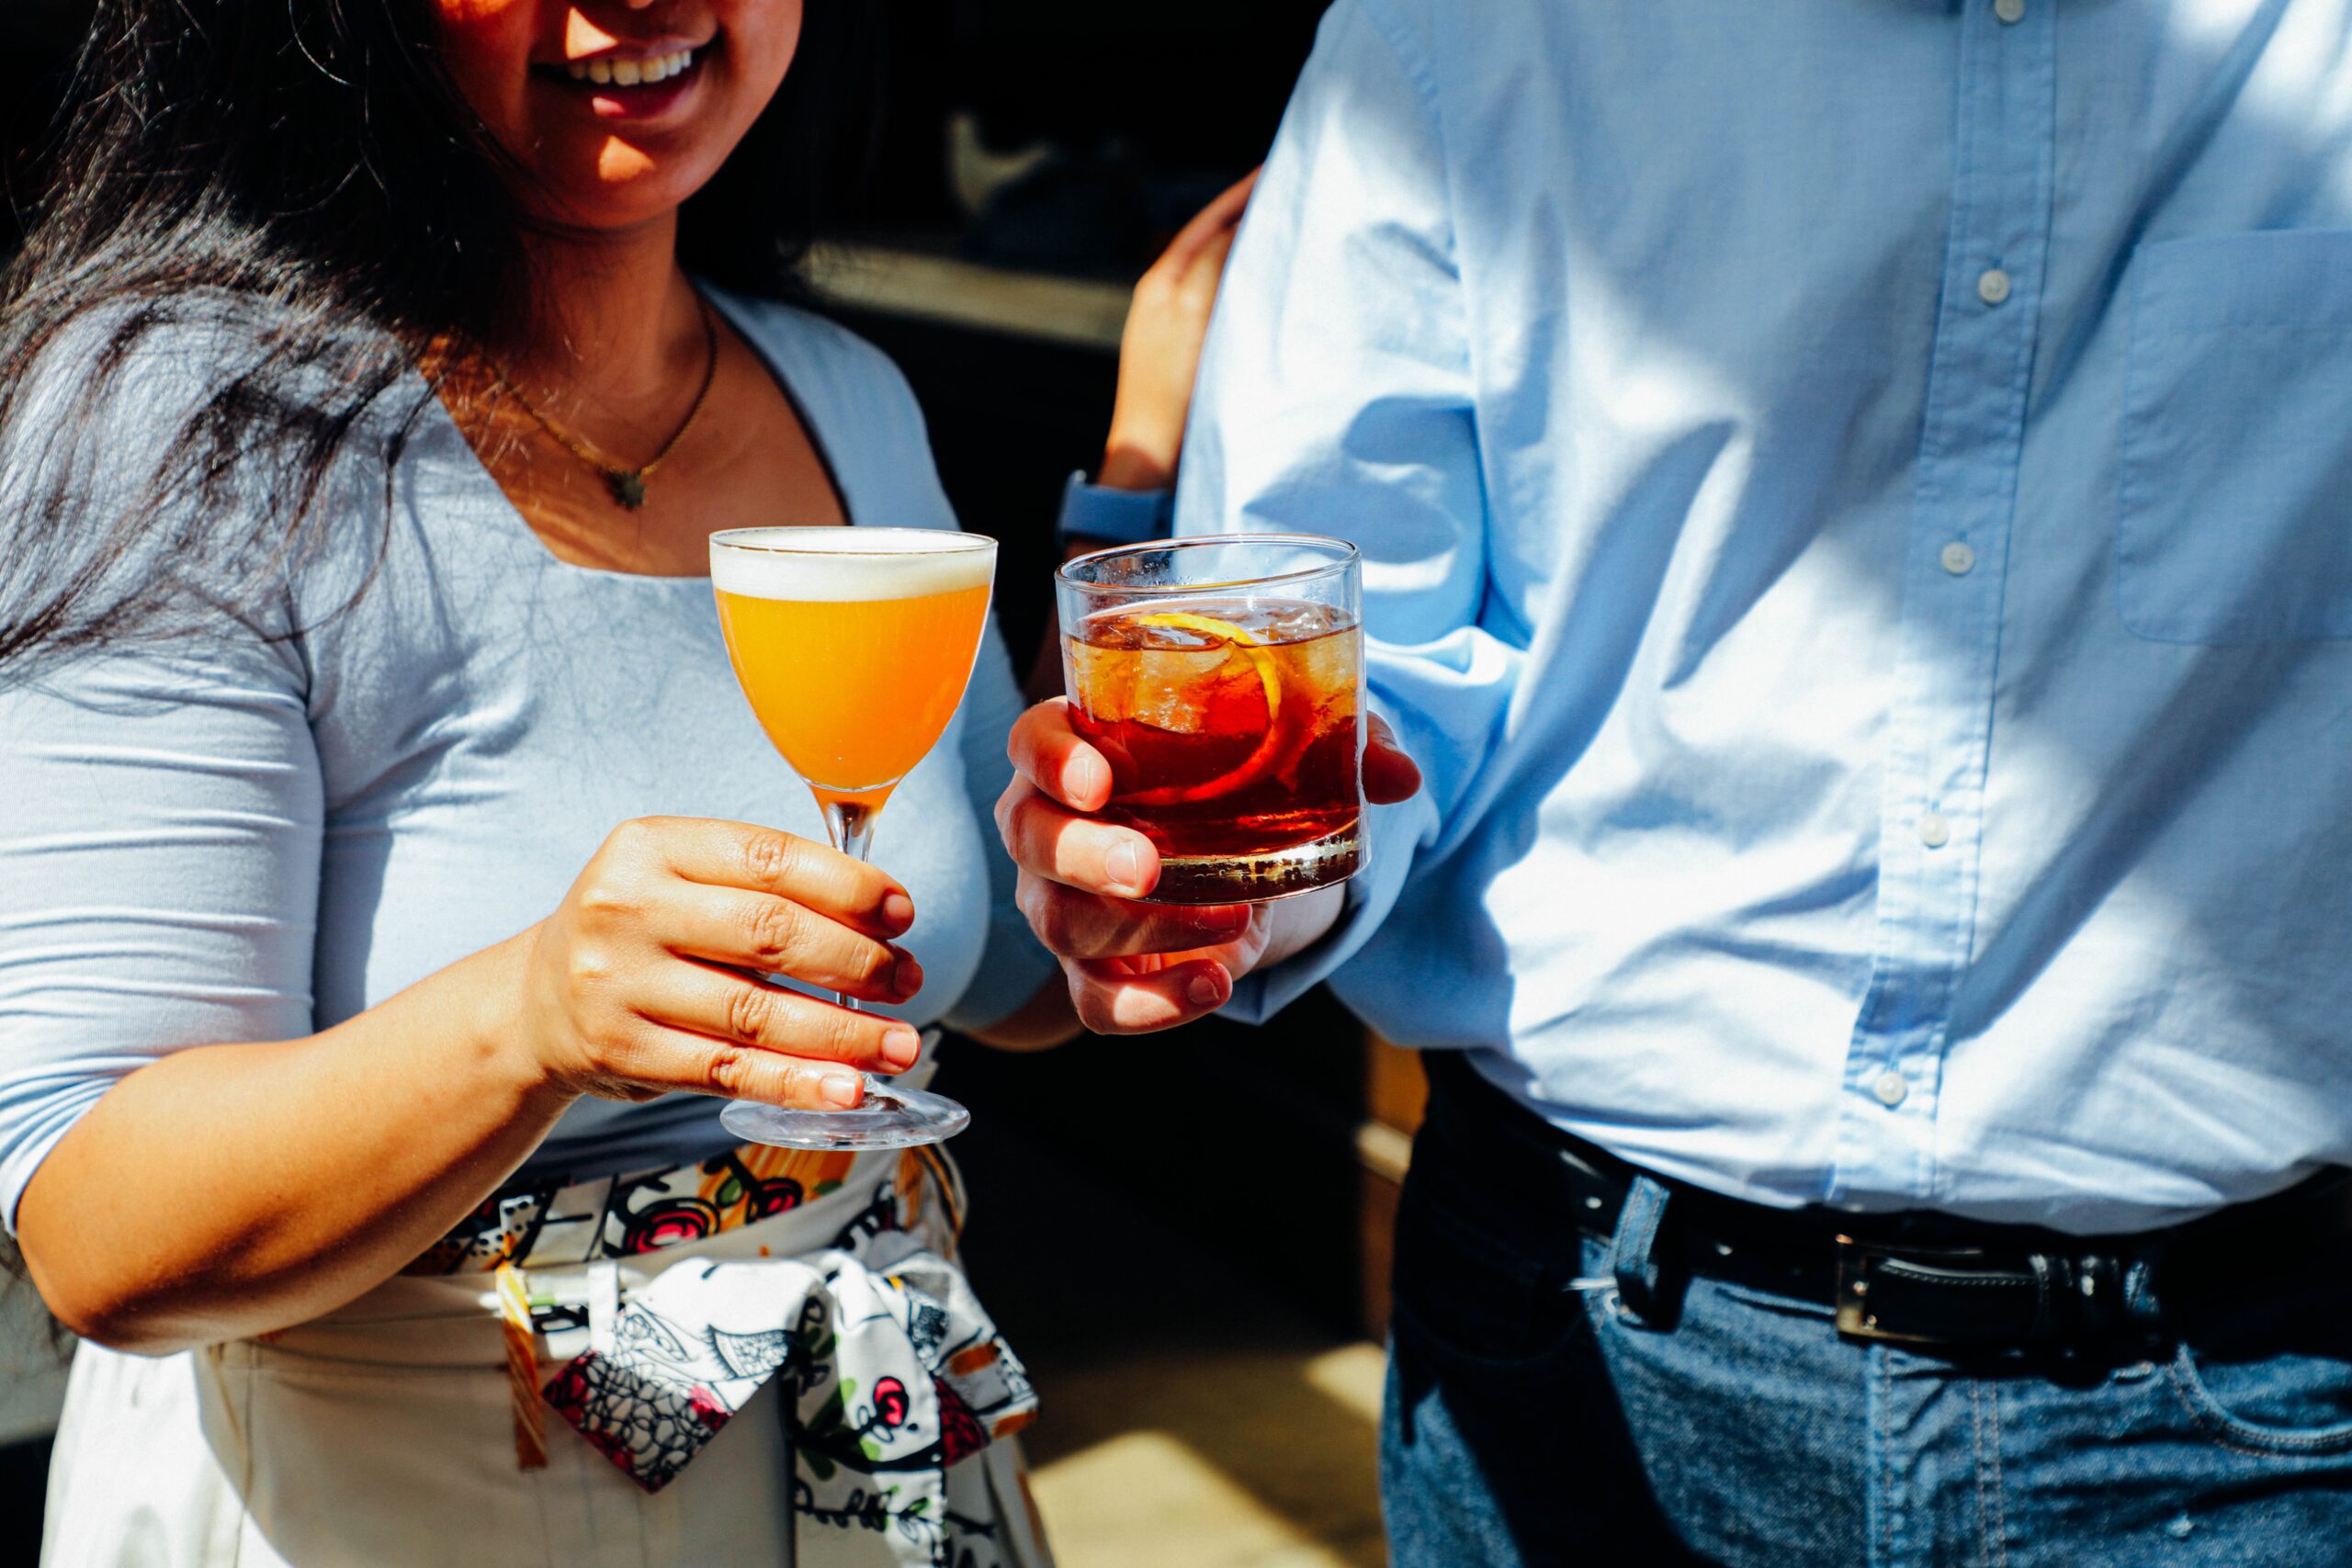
[0,291,1054,1229]
[1183,0,2352,1232]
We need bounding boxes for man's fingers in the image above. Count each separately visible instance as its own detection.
[634,962,925,1078]
[616,817,914,938]
[1065,955,1234,1035]
[662,885,920,1004]
[1160,167,1261,270]
[1017,873,1250,960]
[997,777,1160,898]
[1364,715,1424,806]
[1007,700,1114,811]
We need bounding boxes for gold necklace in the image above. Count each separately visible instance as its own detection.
[488,299,719,512]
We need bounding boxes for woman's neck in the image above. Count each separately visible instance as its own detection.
[503,215,709,440]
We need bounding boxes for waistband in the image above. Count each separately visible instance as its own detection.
[1418,1050,2352,1349]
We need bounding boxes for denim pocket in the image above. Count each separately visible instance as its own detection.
[2116,229,2352,644]
[2165,1266,2352,1458]
[1389,1156,1591,1370]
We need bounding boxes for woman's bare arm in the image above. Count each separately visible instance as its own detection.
[19,817,928,1356]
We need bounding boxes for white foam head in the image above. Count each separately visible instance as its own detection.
[709,527,997,602]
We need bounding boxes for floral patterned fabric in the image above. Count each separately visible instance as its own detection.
[545,1232,1037,1567]
[405,1129,1047,1568]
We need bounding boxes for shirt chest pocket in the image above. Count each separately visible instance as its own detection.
[2116,229,2352,643]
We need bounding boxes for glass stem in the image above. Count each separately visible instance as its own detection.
[820,797,876,1013]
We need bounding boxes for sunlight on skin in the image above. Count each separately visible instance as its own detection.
[428,1,805,233]
[565,10,622,55]
[599,140,659,183]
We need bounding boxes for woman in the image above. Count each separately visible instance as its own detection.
[0,3,1247,1562]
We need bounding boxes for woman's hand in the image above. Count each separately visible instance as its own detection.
[1097,170,1261,493]
[996,701,1422,1034]
[516,817,928,1110]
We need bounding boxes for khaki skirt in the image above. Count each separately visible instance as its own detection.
[40,1138,1051,1568]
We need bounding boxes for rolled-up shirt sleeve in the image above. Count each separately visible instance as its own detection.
[0,631,322,1233]
[1173,0,1521,1023]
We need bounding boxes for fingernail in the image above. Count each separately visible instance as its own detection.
[881,892,916,933]
[1193,904,1249,934]
[1107,840,1145,894]
[882,1027,922,1070]
[1074,754,1110,804]
[1187,970,1227,1009]
[820,1072,865,1109]
[892,953,924,999]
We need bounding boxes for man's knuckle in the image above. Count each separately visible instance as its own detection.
[1070,978,1114,1035]
[1035,893,1086,954]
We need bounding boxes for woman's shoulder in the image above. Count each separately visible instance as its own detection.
[700,288,930,440]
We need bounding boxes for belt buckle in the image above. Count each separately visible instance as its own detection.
[1833,1234,1958,1347]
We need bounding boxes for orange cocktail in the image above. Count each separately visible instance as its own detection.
[715,575,992,810]
[1057,536,1366,905]
[708,526,998,1152]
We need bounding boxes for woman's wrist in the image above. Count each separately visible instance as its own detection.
[455,926,580,1120]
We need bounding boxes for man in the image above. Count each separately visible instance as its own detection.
[998,0,2352,1562]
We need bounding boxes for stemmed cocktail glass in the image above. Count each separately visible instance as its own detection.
[709,526,998,1149]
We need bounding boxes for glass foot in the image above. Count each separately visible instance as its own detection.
[720,1081,970,1150]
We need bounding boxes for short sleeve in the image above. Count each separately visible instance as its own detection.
[0,634,322,1232]
[0,307,327,1231]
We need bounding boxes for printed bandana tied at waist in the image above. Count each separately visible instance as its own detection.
[408,1119,1041,1568]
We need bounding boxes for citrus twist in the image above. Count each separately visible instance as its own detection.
[1111,611,1287,807]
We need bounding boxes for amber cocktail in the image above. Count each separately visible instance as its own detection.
[710,525,997,1149]
[1057,537,1365,904]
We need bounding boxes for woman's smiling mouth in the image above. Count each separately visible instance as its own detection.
[535,39,718,117]
[560,46,698,86]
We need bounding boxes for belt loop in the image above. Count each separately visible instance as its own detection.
[1610,1175,1686,1330]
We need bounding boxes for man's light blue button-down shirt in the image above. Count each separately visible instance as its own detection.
[1177,0,2352,1232]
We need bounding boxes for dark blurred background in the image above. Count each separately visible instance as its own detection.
[1,5,1423,1558]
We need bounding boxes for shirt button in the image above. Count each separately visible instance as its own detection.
[1977,267,2013,306]
[1940,540,1976,576]
[1917,811,1951,850]
[1873,1071,1910,1108]
[1995,0,2026,21]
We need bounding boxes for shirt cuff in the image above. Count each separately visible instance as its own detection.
[1220,791,1430,1026]
[1057,470,1173,549]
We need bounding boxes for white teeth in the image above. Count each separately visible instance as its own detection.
[562,48,695,87]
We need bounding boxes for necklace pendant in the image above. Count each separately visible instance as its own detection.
[606,469,649,510]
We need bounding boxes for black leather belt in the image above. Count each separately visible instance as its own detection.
[1419,1051,2352,1353]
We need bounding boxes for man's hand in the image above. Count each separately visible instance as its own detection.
[997,699,1421,1033]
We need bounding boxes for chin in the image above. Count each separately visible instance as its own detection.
[526,156,723,236]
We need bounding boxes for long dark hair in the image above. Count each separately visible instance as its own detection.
[0,0,877,675]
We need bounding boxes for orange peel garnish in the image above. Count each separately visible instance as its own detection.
[1111,611,1286,807]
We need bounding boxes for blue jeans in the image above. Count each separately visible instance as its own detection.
[1382,1079,2352,1566]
